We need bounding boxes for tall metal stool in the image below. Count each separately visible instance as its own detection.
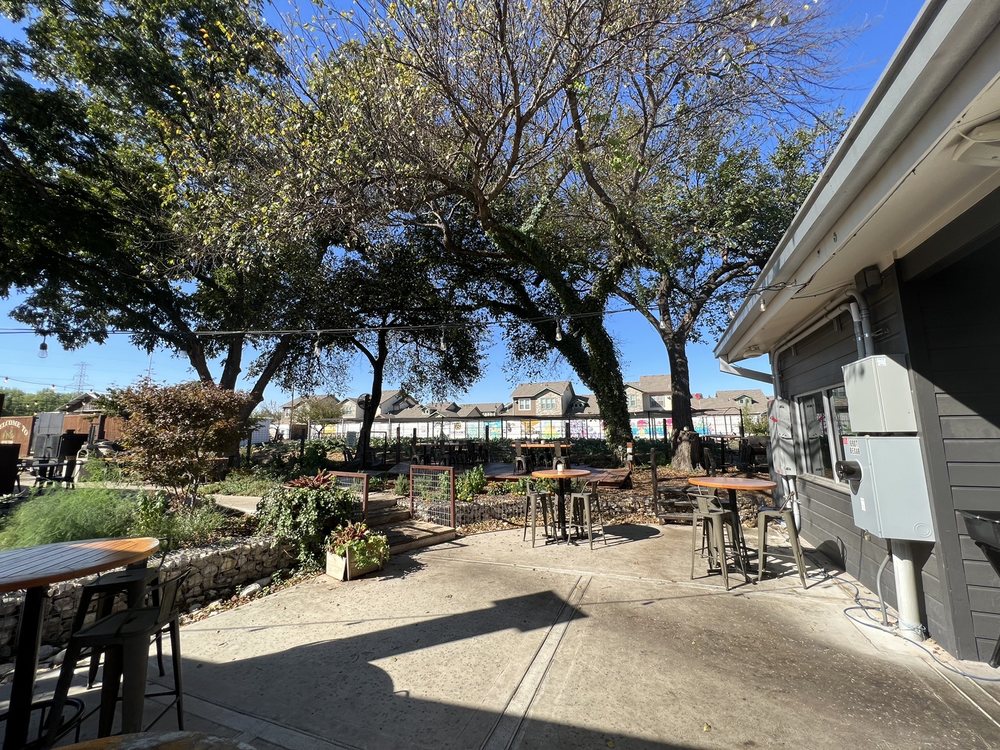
[46,569,191,741]
[757,493,808,588]
[72,549,170,688]
[690,493,747,590]
[524,481,553,546]
[569,482,607,549]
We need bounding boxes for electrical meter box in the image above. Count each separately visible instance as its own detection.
[842,354,917,432]
[837,436,935,541]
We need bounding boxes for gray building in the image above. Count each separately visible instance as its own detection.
[715,1,1000,661]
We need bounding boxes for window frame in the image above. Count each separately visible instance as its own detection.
[793,383,853,484]
[539,396,557,412]
[517,398,531,411]
[627,392,641,411]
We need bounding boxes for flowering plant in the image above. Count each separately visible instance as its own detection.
[327,521,390,570]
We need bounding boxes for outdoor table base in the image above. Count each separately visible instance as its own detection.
[531,469,592,543]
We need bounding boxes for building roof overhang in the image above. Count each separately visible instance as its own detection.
[715,0,1000,364]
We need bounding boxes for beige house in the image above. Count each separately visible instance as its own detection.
[625,375,673,414]
[510,381,574,417]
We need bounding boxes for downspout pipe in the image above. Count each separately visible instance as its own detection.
[845,288,875,357]
[891,540,926,641]
[846,299,866,359]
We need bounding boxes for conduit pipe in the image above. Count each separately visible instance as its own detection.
[844,288,875,357]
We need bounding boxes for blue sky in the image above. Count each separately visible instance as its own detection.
[0,1,925,406]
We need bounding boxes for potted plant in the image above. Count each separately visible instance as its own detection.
[326,521,390,580]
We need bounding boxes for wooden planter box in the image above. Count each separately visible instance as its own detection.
[325,550,382,581]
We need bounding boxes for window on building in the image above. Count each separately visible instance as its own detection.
[539,397,557,412]
[797,391,833,479]
[627,393,641,410]
[649,394,668,410]
[517,398,531,411]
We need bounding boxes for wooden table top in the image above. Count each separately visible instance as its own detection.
[531,468,591,479]
[521,443,571,449]
[0,537,159,593]
[688,476,776,491]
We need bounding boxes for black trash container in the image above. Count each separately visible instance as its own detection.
[0,443,20,495]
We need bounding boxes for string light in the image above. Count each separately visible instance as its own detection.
[38,336,48,359]
[554,319,563,342]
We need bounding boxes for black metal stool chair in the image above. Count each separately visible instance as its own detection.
[524,482,553,546]
[72,550,169,688]
[0,697,84,749]
[569,482,607,550]
[690,493,748,590]
[46,569,191,742]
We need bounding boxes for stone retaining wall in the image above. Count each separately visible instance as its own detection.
[0,537,294,659]
[415,492,652,529]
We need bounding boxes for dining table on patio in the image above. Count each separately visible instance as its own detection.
[0,536,160,750]
[531,467,591,543]
[687,476,776,573]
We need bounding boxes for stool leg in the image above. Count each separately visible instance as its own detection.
[757,513,767,583]
[170,618,185,730]
[784,510,808,588]
[120,636,150,734]
[88,591,116,688]
[584,496,593,550]
[596,495,607,545]
[713,518,729,591]
[542,497,550,538]
[523,497,530,542]
[43,640,83,744]
[531,497,537,548]
[690,515,700,580]
[98,645,123,737]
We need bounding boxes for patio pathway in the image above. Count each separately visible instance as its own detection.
[17,524,1000,748]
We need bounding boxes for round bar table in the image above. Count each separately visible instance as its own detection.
[531,468,591,542]
[0,537,159,750]
[688,476,776,573]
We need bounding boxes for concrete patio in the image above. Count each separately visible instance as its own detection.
[14,523,1000,749]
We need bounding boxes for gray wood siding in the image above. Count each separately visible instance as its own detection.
[907,242,1000,660]
[776,269,950,648]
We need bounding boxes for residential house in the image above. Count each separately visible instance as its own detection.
[714,0,1000,662]
[691,389,769,435]
[510,381,575,417]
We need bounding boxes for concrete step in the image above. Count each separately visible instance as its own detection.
[366,506,412,526]
[367,496,402,512]
[384,520,457,554]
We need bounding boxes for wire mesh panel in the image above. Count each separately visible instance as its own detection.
[325,471,369,519]
[409,465,456,528]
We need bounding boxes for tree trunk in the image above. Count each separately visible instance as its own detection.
[667,336,699,471]
[357,332,388,469]
[569,317,632,449]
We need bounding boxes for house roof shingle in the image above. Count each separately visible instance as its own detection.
[511,380,573,399]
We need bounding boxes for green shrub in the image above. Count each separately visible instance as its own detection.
[485,481,507,496]
[0,487,229,552]
[256,480,357,567]
[77,458,123,484]
[328,521,390,570]
[127,492,226,551]
[456,465,486,502]
[200,470,282,498]
[393,475,409,496]
[0,488,132,549]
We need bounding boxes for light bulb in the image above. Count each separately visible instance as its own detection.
[759,297,766,313]
[555,318,563,342]
[439,329,446,352]
[38,340,48,358]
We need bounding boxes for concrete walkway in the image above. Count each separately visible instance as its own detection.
[17,524,1000,748]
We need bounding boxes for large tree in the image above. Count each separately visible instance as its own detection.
[612,127,833,466]
[283,0,839,448]
[0,0,321,418]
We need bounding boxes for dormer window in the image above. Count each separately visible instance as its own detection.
[517,398,531,410]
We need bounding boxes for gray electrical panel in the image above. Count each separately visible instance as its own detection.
[842,354,917,432]
[837,435,935,541]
